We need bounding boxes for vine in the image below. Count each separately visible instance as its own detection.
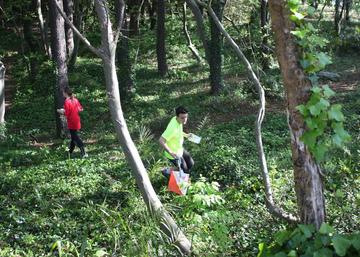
[287,0,350,161]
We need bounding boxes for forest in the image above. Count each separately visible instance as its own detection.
[0,0,359,256]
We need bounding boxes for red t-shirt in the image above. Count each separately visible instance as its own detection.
[64,97,83,130]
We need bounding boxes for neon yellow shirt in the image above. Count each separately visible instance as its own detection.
[161,116,184,159]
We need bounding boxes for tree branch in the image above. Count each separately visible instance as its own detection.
[54,0,103,58]
[197,0,299,223]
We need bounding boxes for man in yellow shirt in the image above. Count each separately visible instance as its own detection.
[159,106,194,177]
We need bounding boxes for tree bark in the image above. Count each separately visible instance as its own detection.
[116,0,134,98]
[156,0,168,76]
[68,0,84,69]
[37,0,51,57]
[56,0,191,253]
[128,0,141,36]
[260,0,270,70]
[50,0,69,137]
[268,0,325,229]
[345,0,352,21]
[64,0,75,59]
[148,0,157,30]
[0,61,5,124]
[182,2,202,63]
[186,0,210,63]
[208,0,225,95]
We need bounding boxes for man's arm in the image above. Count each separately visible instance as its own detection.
[159,136,177,159]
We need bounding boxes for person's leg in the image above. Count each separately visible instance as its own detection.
[69,130,76,154]
[182,150,194,173]
[72,130,87,157]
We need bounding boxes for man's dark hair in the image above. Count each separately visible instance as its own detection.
[175,106,188,116]
[64,87,73,97]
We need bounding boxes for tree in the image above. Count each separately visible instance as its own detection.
[128,0,141,36]
[36,0,52,57]
[182,2,202,63]
[64,0,74,59]
[186,0,210,62]
[156,0,168,76]
[116,0,134,98]
[50,0,69,137]
[198,0,298,224]
[268,0,325,229]
[0,61,5,125]
[208,0,226,95]
[55,0,191,254]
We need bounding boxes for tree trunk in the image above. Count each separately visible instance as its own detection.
[345,0,352,21]
[260,0,270,70]
[334,0,345,35]
[0,61,5,124]
[64,0,75,59]
[208,0,225,95]
[56,0,191,253]
[182,2,202,63]
[268,0,325,229]
[68,0,83,69]
[50,0,69,137]
[148,0,157,30]
[156,0,168,76]
[116,0,134,98]
[186,0,210,63]
[128,0,141,36]
[204,2,298,223]
[37,0,52,57]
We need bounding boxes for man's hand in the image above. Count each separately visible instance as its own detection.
[57,108,65,114]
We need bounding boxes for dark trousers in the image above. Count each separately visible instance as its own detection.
[69,129,85,154]
[169,150,194,174]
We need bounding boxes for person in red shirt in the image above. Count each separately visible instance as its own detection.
[57,87,87,158]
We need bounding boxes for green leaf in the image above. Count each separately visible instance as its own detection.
[305,117,317,130]
[332,122,351,142]
[301,130,318,148]
[351,233,360,250]
[311,86,322,94]
[317,52,332,68]
[257,243,265,257]
[306,6,316,16]
[319,223,334,235]
[323,85,335,98]
[291,29,306,39]
[275,230,292,245]
[328,104,344,121]
[95,249,108,257]
[299,224,314,238]
[287,250,297,257]
[313,248,334,257]
[313,141,327,161]
[309,104,321,116]
[332,235,352,256]
[296,104,307,115]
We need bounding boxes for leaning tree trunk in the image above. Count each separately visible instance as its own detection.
[182,2,202,63]
[50,0,69,137]
[208,0,225,95]
[56,0,191,254]
[268,0,325,229]
[156,0,168,76]
[186,0,210,63]
[64,0,75,59]
[0,61,5,125]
